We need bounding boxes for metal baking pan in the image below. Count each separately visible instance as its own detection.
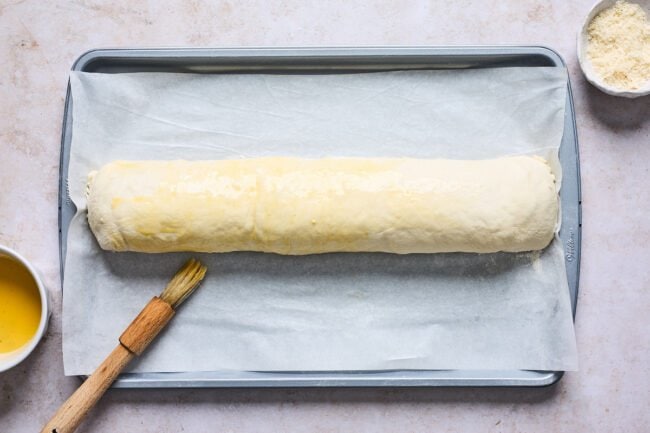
[59,46,581,387]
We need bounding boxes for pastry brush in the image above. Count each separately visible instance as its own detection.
[42,258,207,433]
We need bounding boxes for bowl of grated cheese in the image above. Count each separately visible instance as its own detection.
[578,0,650,98]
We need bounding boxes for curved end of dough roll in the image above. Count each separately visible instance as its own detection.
[86,165,127,251]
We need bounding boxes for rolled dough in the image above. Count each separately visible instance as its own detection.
[86,157,558,254]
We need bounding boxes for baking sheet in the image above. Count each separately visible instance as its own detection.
[63,67,577,375]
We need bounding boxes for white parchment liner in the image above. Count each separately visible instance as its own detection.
[63,68,577,375]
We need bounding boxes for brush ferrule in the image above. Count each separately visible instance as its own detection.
[119,296,175,355]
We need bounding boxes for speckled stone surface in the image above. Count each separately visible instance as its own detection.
[0,1,648,432]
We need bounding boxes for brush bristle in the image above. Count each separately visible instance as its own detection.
[160,258,207,308]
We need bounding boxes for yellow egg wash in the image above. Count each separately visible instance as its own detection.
[0,256,41,353]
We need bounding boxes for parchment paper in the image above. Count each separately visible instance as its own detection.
[63,68,577,375]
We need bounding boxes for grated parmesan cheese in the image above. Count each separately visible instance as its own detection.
[586,0,650,90]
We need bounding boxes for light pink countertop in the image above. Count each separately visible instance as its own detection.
[1,1,648,432]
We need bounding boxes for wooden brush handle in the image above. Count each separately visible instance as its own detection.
[41,345,134,433]
[119,296,175,355]
[42,297,174,433]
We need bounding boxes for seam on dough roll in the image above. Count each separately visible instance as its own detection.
[86,157,558,255]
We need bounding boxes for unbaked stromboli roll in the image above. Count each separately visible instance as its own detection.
[86,157,558,254]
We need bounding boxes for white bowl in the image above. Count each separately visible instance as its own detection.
[0,245,50,372]
[577,0,650,98]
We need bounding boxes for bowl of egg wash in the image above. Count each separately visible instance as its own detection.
[578,0,650,98]
[0,245,49,372]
